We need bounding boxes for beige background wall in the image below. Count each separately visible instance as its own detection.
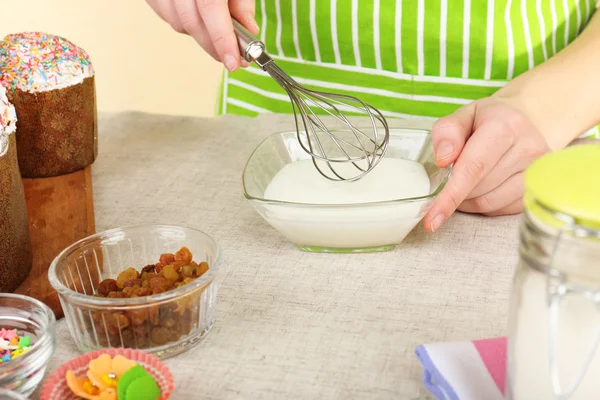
[1,0,223,117]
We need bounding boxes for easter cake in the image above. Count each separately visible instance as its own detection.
[0,32,97,316]
[0,85,32,292]
[0,32,97,178]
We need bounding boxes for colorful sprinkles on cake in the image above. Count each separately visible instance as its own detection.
[0,328,32,363]
[0,32,94,93]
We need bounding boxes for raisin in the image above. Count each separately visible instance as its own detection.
[133,328,150,347]
[141,272,157,282]
[109,313,130,330]
[141,264,155,274]
[97,279,118,296]
[149,276,174,292]
[128,309,148,326]
[195,262,209,277]
[123,279,142,288]
[105,324,120,336]
[170,261,185,272]
[182,277,196,285]
[134,287,152,297]
[159,306,178,329]
[174,247,193,264]
[92,311,105,323]
[121,328,136,348]
[159,253,175,266]
[116,267,139,289]
[162,265,179,282]
[181,265,194,278]
[150,327,172,345]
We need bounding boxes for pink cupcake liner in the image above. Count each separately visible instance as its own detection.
[40,348,174,400]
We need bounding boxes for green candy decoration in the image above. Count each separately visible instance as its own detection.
[117,364,161,400]
[18,335,31,348]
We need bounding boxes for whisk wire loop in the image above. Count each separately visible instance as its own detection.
[234,19,390,181]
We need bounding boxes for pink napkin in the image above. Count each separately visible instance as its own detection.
[415,337,507,400]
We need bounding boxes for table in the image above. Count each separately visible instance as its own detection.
[33,112,521,400]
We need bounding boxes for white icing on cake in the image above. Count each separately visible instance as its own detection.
[0,32,94,93]
[0,85,17,157]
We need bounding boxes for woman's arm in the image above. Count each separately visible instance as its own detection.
[495,9,600,150]
[423,9,600,232]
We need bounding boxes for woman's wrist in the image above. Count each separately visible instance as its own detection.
[491,82,568,151]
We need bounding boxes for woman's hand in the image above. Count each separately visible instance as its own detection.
[423,11,600,233]
[146,0,259,71]
[423,96,551,232]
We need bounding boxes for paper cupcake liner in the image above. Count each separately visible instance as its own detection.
[7,76,98,178]
[40,348,173,400]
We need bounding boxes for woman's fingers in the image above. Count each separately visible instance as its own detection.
[431,102,477,168]
[458,172,524,214]
[230,0,260,35]
[482,199,524,216]
[147,0,257,69]
[147,0,185,33]
[424,120,512,232]
[146,0,167,23]
[196,0,241,71]
[466,130,549,199]
[173,0,219,59]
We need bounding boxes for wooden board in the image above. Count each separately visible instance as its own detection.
[14,166,96,319]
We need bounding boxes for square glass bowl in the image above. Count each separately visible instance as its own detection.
[48,225,221,359]
[242,128,451,253]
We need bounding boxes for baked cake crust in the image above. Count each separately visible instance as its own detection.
[0,32,97,178]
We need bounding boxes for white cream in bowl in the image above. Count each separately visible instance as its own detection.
[262,158,431,251]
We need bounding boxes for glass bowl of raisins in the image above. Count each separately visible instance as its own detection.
[48,225,221,360]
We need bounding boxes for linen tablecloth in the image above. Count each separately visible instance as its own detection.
[32,112,520,400]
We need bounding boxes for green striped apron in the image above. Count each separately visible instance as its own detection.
[218,0,599,138]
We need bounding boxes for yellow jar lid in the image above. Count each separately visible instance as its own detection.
[524,143,600,229]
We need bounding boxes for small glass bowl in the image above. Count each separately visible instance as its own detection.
[242,127,452,253]
[0,294,56,397]
[48,224,222,359]
[0,389,28,400]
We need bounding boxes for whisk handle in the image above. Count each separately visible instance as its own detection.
[232,19,272,69]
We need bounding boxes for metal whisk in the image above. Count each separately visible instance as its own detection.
[233,19,389,182]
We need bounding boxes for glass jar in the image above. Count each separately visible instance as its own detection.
[507,143,600,399]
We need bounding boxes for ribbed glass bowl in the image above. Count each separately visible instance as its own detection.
[48,225,221,360]
[243,128,452,253]
[0,294,56,397]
